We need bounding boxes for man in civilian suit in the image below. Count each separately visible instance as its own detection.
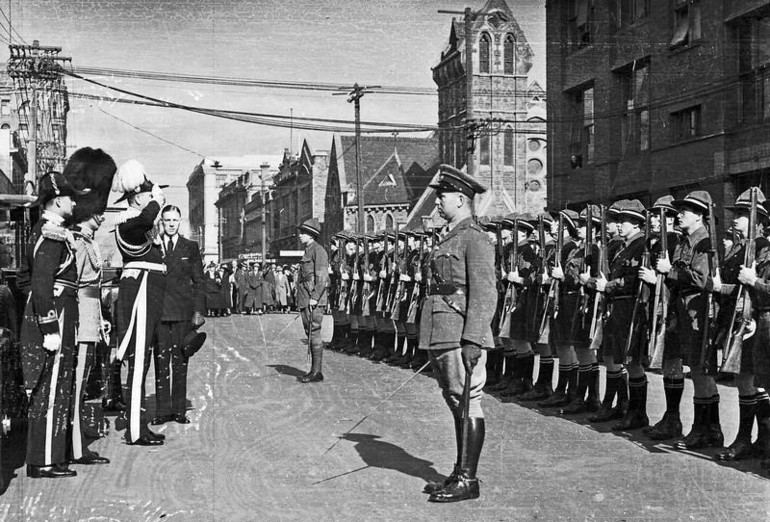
[152,205,206,425]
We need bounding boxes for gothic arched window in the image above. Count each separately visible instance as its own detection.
[504,34,516,75]
[385,213,394,230]
[366,214,375,233]
[479,33,491,74]
[504,127,514,166]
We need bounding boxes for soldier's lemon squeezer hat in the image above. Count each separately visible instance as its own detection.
[649,195,678,216]
[577,204,602,226]
[296,218,321,238]
[725,188,769,218]
[606,199,629,219]
[429,164,487,198]
[111,159,168,204]
[617,199,647,223]
[555,209,580,236]
[501,212,536,234]
[27,170,90,207]
[672,190,713,215]
[63,147,118,223]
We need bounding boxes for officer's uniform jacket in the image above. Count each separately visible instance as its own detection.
[419,217,495,350]
[73,226,105,343]
[297,240,329,309]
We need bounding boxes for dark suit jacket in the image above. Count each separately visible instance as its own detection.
[161,235,205,322]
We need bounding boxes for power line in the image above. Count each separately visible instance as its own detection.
[0,4,24,44]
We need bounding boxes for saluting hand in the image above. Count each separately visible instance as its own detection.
[43,333,61,352]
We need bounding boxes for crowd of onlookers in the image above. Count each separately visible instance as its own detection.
[204,260,299,316]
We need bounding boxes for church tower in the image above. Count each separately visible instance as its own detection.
[432,0,546,217]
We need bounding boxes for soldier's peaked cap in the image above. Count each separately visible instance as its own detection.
[28,171,90,208]
[649,195,678,215]
[429,165,487,198]
[725,188,769,218]
[297,218,321,238]
[618,199,647,222]
[672,190,712,215]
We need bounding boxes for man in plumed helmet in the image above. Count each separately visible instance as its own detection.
[63,147,116,466]
[296,218,329,383]
[111,159,168,446]
[18,171,88,478]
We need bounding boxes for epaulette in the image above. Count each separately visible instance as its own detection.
[41,221,70,243]
[115,207,141,225]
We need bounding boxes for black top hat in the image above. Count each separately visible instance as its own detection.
[297,218,321,238]
[27,171,90,208]
[672,190,712,215]
[429,165,487,198]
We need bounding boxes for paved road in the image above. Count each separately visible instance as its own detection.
[0,312,769,521]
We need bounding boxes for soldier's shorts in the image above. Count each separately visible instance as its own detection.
[428,348,487,418]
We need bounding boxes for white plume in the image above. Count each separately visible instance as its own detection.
[112,159,147,193]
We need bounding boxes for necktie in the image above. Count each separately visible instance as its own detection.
[166,238,173,256]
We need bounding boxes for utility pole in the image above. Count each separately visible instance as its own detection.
[438,7,476,177]
[335,83,379,234]
[260,162,270,262]
[7,40,71,195]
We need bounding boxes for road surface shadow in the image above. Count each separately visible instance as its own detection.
[266,364,306,378]
[340,433,445,485]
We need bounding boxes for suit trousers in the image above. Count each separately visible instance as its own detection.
[70,341,95,460]
[154,320,191,417]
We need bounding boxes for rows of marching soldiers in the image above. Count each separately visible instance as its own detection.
[326,186,770,469]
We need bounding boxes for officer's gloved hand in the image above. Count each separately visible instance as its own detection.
[151,184,166,206]
[461,342,482,373]
[192,311,206,328]
[43,333,61,352]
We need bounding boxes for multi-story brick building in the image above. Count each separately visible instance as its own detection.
[324,134,439,234]
[546,0,770,220]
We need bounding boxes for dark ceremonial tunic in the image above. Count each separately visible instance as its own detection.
[507,240,538,342]
[19,214,78,466]
[747,238,770,386]
[114,201,167,442]
[419,217,495,418]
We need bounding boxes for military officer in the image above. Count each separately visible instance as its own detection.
[19,172,88,478]
[296,218,329,383]
[419,165,495,503]
[112,159,168,446]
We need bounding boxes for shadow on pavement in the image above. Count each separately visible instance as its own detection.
[266,364,306,378]
[339,433,445,485]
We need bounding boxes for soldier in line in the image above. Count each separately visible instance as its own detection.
[327,232,348,351]
[19,172,88,478]
[112,159,168,446]
[419,166,495,503]
[296,218,329,383]
[65,147,117,466]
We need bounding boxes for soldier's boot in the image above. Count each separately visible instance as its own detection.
[716,395,757,461]
[299,343,324,383]
[584,363,601,412]
[646,375,684,437]
[428,417,484,503]
[612,377,648,431]
[336,324,352,352]
[484,350,504,389]
[501,355,534,398]
[488,355,513,392]
[675,398,712,450]
[521,356,554,401]
[358,330,374,358]
[560,365,590,414]
[387,335,408,365]
[705,395,725,448]
[589,369,621,423]
[327,324,340,351]
[343,329,360,355]
[753,392,770,460]
[424,416,463,495]
[370,332,391,361]
[102,359,126,412]
[538,364,572,407]
[400,337,418,368]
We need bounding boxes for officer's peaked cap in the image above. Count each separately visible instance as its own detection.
[672,190,712,215]
[297,218,321,238]
[429,165,487,198]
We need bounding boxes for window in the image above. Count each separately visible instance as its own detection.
[738,16,770,123]
[385,214,394,230]
[569,85,594,167]
[504,34,515,75]
[504,127,514,166]
[366,214,375,233]
[569,0,594,50]
[0,100,9,116]
[479,133,491,166]
[618,60,650,155]
[671,0,701,49]
[479,33,491,74]
[671,106,701,141]
[615,0,649,28]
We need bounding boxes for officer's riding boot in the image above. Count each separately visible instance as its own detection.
[647,377,684,439]
[589,370,620,423]
[428,417,484,503]
[675,399,710,450]
[299,342,324,383]
[612,377,648,431]
[716,396,757,461]
[521,356,554,401]
[754,394,770,463]
[424,416,463,495]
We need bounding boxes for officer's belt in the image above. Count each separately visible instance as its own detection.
[678,289,703,298]
[428,283,466,296]
[53,279,78,292]
[78,285,101,299]
[611,294,635,301]
[123,261,166,274]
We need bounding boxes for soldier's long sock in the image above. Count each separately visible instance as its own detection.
[602,370,622,408]
[663,376,685,416]
[587,362,600,401]
[627,376,646,412]
[536,355,554,389]
[735,394,758,442]
[555,363,570,394]
[754,391,770,456]
[708,394,721,426]
[574,364,591,402]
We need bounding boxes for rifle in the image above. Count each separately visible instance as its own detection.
[375,235,389,312]
[337,241,350,313]
[347,238,361,314]
[572,205,593,336]
[543,212,564,330]
[492,223,505,335]
[499,219,519,338]
[362,236,372,317]
[721,187,758,374]
[589,205,608,343]
[390,228,409,319]
[530,215,549,337]
[627,211,652,365]
[648,207,669,369]
[700,202,719,374]
[386,225,400,313]
[405,233,425,324]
